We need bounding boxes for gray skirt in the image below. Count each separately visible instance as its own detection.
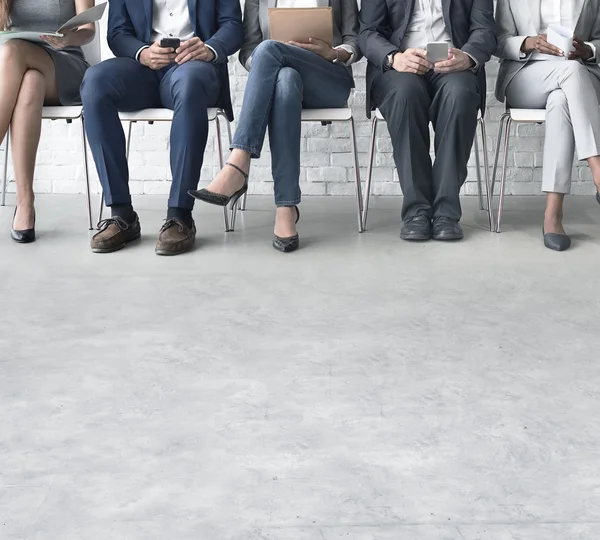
[39,43,88,106]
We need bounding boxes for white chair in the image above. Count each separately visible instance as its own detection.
[1,23,102,230]
[97,108,233,229]
[236,107,365,233]
[363,108,495,232]
[491,107,546,233]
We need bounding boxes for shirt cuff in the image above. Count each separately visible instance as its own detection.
[205,44,219,63]
[334,44,355,66]
[135,45,149,62]
[463,51,479,72]
[585,42,597,62]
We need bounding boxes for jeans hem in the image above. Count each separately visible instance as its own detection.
[276,200,301,207]
[230,144,260,159]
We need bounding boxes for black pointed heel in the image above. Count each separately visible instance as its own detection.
[11,207,36,244]
[542,228,571,252]
[596,191,599,205]
[188,162,249,208]
[273,206,300,253]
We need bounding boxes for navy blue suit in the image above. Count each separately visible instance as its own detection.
[81,0,243,212]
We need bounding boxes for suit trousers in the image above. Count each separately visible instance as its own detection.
[505,60,600,194]
[81,58,221,211]
[371,69,480,221]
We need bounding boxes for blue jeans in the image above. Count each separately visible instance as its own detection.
[232,41,354,206]
[81,58,221,211]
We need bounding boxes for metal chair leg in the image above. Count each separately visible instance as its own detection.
[98,191,104,224]
[478,118,495,232]
[81,120,93,230]
[474,120,484,211]
[491,112,510,202]
[363,116,378,230]
[214,116,231,232]
[349,117,364,233]
[2,130,10,206]
[497,117,513,233]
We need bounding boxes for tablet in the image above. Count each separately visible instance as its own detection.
[268,7,334,48]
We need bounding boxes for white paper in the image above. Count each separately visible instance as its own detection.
[547,24,574,58]
[0,2,106,46]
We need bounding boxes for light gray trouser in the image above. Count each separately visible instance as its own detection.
[505,60,600,194]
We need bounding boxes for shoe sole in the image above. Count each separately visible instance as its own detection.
[91,233,141,254]
[400,234,432,242]
[155,241,195,256]
[432,235,464,242]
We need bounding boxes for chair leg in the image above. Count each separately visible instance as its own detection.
[474,120,484,211]
[478,118,495,232]
[98,190,104,225]
[214,116,231,232]
[497,117,513,233]
[363,116,378,230]
[81,120,93,230]
[2,130,10,206]
[125,121,133,161]
[349,117,364,233]
[491,112,510,203]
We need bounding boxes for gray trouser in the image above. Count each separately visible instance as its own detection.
[505,60,600,194]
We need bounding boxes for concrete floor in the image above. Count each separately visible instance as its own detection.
[1,194,600,540]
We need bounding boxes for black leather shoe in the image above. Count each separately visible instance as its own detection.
[188,162,248,208]
[273,206,300,253]
[432,217,463,241]
[400,216,432,241]
[543,229,571,251]
[11,207,36,244]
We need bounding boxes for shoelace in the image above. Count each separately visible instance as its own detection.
[160,218,186,233]
[96,216,131,232]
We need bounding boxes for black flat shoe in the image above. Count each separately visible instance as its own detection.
[188,162,248,208]
[432,217,463,241]
[11,207,36,244]
[273,206,300,253]
[400,215,432,241]
[543,228,571,252]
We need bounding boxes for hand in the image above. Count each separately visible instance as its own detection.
[140,41,177,70]
[522,34,563,56]
[40,29,79,49]
[288,38,343,62]
[391,48,432,75]
[433,48,475,73]
[175,37,215,64]
[569,37,594,61]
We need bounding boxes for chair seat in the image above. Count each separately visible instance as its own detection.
[42,106,83,120]
[118,108,221,122]
[301,108,352,122]
[374,108,483,121]
[509,108,546,123]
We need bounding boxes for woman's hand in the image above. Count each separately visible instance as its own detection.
[288,38,350,63]
[41,28,80,50]
[522,34,563,56]
[569,37,594,61]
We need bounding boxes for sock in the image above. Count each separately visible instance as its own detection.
[110,204,135,223]
[167,207,193,228]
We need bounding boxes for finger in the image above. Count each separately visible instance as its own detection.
[410,48,429,59]
[411,56,433,69]
[433,57,457,69]
[177,53,194,64]
[538,43,563,56]
[434,65,456,73]
[405,60,429,73]
[308,37,326,46]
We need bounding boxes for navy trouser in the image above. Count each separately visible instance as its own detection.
[81,58,221,211]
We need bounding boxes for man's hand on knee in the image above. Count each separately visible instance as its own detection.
[392,49,432,75]
[175,38,215,64]
[140,41,177,70]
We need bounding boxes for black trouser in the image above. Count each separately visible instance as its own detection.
[372,69,480,221]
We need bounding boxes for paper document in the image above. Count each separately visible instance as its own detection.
[0,2,106,45]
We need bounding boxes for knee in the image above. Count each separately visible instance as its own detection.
[274,68,303,100]
[546,89,569,113]
[80,64,112,105]
[440,80,479,114]
[172,69,213,108]
[16,70,46,108]
[252,40,286,63]
[0,40,26,66]
[559,60,588,80]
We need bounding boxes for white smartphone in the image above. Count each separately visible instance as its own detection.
[426,42,449,63]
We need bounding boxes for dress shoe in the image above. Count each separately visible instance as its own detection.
[432,217,463,241]
[91,213,141,253]
[155,218,196,256]
[11,207,36,244]
[400,215,432,241]
[188,162,248,208]
[273,206,300,253]
[596,191,600,205]
[543,229,571,252]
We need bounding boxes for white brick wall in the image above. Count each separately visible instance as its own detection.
[1,10,596,198]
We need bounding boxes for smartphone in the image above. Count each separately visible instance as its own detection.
[426,42,449,63]
[160,38,181,50]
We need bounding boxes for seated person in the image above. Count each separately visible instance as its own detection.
[82,0,243,256]
[496,0,600,251]
[0,0,96,244]
[359,0,496,242]
[189,0,361,253]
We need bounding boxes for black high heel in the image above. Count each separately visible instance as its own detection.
[273,206,300,253]
[596,191,599,205]
[11,207,36,244]
[188,162,249,208]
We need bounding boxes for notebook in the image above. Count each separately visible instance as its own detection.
[268,7,334,47]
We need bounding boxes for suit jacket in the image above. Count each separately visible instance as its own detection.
[495,0,600,102]
[107,0,244,120]
[239,0,361,74]
[358,0,497,117]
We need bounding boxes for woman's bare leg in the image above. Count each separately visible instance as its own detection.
[587,156,600,193]
[0,40,59,230]
[544,192,566,235]
[204,149,251,196]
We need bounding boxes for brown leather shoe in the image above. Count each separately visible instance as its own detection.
[155,218,196,256]
[91,214,141,253]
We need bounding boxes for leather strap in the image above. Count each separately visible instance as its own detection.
[225,162,249,180]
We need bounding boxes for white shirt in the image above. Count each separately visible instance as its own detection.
[401,0,453,50]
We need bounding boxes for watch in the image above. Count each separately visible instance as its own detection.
[385,51,399,71]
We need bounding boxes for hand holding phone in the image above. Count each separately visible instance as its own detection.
[426,42,449,64]
[160,38,181,50]
[139,41,177,70]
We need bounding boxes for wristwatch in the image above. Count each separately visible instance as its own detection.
[384,51,400,71]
